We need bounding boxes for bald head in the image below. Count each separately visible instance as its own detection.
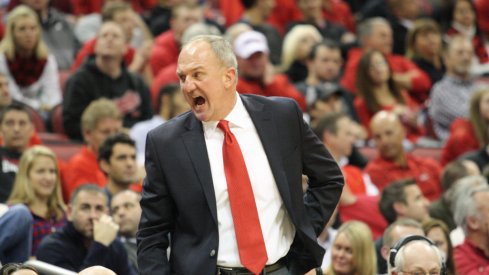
[370,111,405,160]
[370,111,405,136]
[392,240,443,274]
[79,266,116,275]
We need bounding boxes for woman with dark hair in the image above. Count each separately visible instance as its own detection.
[445,0,489,75]
[441,88,489,165]
[354,50,424,141]
[406,18,446,85]
[422,219,457,275]
[0,263,38,275]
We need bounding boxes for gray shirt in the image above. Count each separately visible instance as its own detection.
[428,75,475,141]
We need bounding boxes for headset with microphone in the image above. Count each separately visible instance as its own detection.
[389,235,447,275]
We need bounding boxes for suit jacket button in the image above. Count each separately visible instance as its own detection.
[210,249,216,257]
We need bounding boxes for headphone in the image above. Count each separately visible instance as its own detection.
[389,235,447,275]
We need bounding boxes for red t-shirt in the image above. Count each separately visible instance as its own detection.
[339,195,388,239]
[237,75,306,111]
[71,0,156,15]
[322,0,356,32]
[218,0,302,34]
[475,0,489,36]
[441,118,480,166]
[454,238,489,275]
[340,48,432,104]
[61,146,107,202]
[150,30,179,76]
[151,63,179,109]
[342,165,367,195]
[365,154,442,201]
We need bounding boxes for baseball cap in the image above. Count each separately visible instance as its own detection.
[233,30,269,59]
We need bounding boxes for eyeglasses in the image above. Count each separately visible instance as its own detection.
[400,270,441,275]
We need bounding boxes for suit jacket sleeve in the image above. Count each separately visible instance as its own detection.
[137,132,173,275]
[298,102,344,236]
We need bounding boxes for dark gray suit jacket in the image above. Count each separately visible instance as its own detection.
[137,94,344,275]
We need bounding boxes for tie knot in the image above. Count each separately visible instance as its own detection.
[217,120,231,134]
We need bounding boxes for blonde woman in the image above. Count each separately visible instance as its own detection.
[281,24,322,83]
[325,221,377,275]
[0,5,61,114]
[8,145,66,256]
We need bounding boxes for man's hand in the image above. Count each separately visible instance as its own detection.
[93,214,120,247]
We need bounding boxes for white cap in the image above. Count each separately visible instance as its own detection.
[233,30,269,59]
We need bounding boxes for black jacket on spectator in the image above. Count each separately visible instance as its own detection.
[62,56,153,141]
[412,57,445,86]
[0,147,21,203]
[36,222,135,275]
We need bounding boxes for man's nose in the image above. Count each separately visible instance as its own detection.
[182,78,196,92]
[89,209,100,219]
[12,122,21,131]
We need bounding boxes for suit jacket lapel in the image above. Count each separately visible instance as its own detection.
[182,115,218,226]
[241,95,294,213]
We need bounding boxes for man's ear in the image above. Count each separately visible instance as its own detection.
[67,204,73,222]
[223,67,237,89]
[380,245,390,261]
[99,159,110,174]
[467,215,481,231]
[322,131,333,145]
[393,201,406,217]
[82,128,91,143]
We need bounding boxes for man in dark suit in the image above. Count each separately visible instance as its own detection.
[137,35,344,275]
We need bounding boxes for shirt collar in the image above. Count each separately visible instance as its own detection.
[120,236,137,244]
[400,18,414,30]
[445,74,473,85]
[202,93,248,133]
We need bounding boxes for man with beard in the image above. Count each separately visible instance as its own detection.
[36,185,134,275]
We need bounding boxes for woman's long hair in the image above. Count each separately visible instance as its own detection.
[8,145,65,220]
[326,221,377,275]
[355,50,405,114]
[0,5,48,60]
[422,219,456,275]
[469,88,489,146]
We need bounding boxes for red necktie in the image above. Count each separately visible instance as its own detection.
[218,120,268,275]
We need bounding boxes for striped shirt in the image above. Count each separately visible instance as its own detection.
[429,75,475,141]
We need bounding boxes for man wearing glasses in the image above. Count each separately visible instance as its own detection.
[388,235,444,275]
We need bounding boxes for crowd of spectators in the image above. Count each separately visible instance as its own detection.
[0,0,488,274]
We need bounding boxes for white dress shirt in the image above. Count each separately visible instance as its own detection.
[203,94,295,267]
